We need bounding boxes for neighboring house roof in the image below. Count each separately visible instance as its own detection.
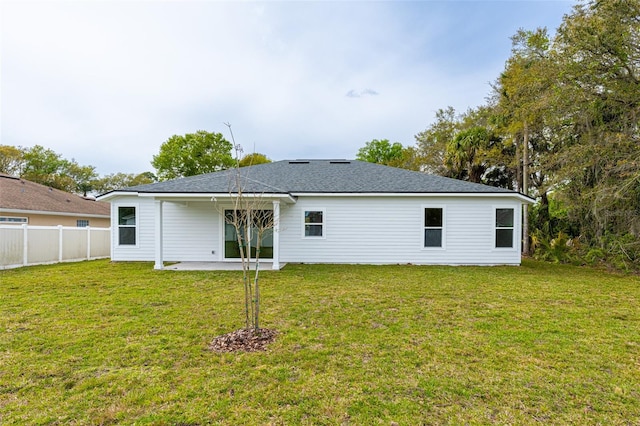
[0,174,110,217]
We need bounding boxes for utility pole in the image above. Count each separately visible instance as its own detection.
[522,122,530,255]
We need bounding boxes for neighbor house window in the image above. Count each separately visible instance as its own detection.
[118,206,136,245]
[77,220,89,228]
[304,210,324,237]
[424,207,444,248]
[0,216,28,224]
[495,208,514,248]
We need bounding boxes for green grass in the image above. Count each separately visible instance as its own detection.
[1,260,639,425]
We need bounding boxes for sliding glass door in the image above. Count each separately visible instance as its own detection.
[224,210,273,259]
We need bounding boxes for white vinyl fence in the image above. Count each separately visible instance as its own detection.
[0,225,111,270]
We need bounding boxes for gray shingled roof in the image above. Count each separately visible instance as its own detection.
[108,160,519,195]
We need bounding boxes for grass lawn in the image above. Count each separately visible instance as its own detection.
[1,260,639,425]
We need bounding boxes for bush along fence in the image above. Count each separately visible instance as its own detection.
[0,225,111,270]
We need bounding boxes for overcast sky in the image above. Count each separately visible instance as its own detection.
[1,0,574,176]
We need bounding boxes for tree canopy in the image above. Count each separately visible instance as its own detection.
[0,145,99,195]
[92,172,156,193]
[0,145,23,177]
[355,139,422,170]
[151,130,234,181]
[239,153,271,167]
[356,139,404,165]
[0,144,156,196]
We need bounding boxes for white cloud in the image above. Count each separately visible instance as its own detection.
[346,89,379,98]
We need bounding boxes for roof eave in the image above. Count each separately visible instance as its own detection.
[96,190,135,202]
[98,191,297,204]
[98,190,533,204]
[0,208,110,219]
[289,192,535,203]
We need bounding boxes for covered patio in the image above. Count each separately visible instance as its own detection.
[150,193,296,271]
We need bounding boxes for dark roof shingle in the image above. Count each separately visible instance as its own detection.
[111,160,518,196]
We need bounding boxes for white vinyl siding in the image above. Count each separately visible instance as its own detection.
[111,199,152,260]
[111,198,221,262]
[109,195,523,265]
[279,196,522,265]
[162,202,220,261]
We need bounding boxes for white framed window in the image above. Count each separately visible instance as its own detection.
[77,219,89,228]
[495,208,515,248]
[423,206,445,248]
[303,209,325,238]
[117,205,137,246]
[0,216,28,224]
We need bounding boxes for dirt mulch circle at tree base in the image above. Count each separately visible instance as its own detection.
[209,328,278,353]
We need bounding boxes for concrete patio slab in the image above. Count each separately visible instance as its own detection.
[163,262,285,271]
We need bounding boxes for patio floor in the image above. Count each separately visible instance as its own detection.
[164,262,285,271]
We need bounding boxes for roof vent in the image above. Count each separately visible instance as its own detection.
[289,161,310,164]
[329,160,351,164]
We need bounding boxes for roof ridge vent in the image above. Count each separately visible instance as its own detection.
[329,160,351,164]
[289,160,310,164]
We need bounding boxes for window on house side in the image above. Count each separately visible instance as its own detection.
[495,208,514,248]
[304,210,324,237]
[118,206,136,245]
[77,220,89,227]
[0,216,28,224]
[424,208,443,247]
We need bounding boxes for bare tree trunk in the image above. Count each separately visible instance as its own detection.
[233,209,251,329]
[244,216,253,327]
[254,261,260,331]
[223,123,275,332]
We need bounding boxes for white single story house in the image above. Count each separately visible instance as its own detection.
[97,160,533,270]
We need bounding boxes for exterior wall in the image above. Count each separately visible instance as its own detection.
[162,201,220,261]
[110,197,155,261]
[0,211,110,227]
[109,195,524,265]
[277,196,523,265]
[110,197,220,262]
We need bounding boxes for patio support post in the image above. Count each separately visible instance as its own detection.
[272,200,280,270]
[154,200,164,270]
